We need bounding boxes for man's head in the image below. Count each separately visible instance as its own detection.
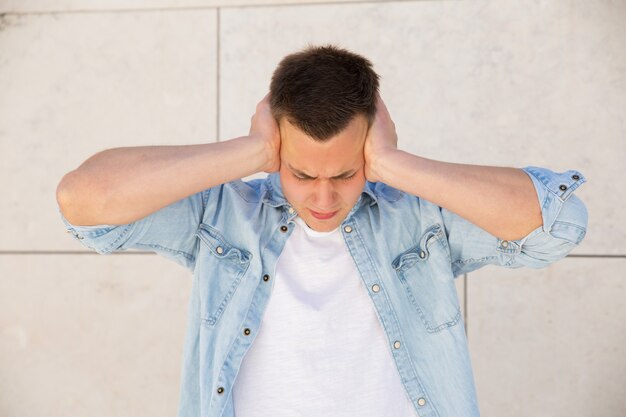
[269,44,380,232]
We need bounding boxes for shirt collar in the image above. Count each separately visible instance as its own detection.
[261,172,379,209]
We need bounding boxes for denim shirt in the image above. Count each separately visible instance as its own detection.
[59,166,587,417]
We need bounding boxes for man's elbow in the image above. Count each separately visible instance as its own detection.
[56,170,107,226]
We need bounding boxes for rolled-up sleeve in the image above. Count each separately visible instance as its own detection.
[442,166,588,277]
[58,189,210,271]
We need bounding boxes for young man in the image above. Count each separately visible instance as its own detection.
[57,45,588,417]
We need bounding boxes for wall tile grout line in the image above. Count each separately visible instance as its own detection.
[0,0,458,16]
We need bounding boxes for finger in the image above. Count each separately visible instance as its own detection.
[256,94,269,111]
[376,93,387,110]
[377,95,392,121]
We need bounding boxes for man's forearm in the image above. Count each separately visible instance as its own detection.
[56,136,269,226]
[376,150,543,241]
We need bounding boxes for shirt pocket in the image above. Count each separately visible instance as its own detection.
[195,223,252,327]
[392,223,462,333]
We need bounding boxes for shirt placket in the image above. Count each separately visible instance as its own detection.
[210,205,297,417]
[340,217,437,417]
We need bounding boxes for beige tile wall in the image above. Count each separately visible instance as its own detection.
[1,1,623,416]
[0,9,217,251]
[468,258,626,417]
[0,255,191,417]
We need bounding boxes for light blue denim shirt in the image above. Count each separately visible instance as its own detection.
[59,166,587,417]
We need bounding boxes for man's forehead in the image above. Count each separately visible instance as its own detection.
[279,114,367,178]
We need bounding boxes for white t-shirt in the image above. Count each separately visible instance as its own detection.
[232,216,418,417]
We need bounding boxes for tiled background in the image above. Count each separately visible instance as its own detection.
[1,0,624,416]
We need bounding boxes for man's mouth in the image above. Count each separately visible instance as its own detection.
[309,209,339,220]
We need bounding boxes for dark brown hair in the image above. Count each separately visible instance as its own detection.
[269,44,380,141]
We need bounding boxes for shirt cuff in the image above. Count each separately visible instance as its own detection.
[59,207,133,254]
[521,166,587,235]
[490,166,588,268]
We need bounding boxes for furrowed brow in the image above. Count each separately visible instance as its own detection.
[330,170,356,179]
[287,163,355,180]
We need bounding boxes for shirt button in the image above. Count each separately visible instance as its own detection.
[501,240,509,248]
[393,341,401,349]
[216,246,224,254]
[217,386,224,394]
[288,207,295,214]
[559,184,567,191]
[419,250,426,259]
[263,274,270,282]
[344,225,353,233]
[243,328,251,336]
[280,225,288,232]
[372,284,380,293]
[417,397,426,406]
[572,174,580,180]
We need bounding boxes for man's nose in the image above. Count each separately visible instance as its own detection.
[313,180,336,209]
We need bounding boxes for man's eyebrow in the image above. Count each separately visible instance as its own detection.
[287,163,355,179]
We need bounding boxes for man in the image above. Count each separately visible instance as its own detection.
[57,45,588,417]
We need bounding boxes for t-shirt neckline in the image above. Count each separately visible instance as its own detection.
[294,216,340,237]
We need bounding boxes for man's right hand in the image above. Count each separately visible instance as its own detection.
[248,93,281,174]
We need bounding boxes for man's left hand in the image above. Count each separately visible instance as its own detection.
[364,93,399,183]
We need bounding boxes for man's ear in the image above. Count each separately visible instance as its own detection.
[277,117,287,143]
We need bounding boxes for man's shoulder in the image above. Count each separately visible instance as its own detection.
[215,176,269,205]
[363,181,442,216]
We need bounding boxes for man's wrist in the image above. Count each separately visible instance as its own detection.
[247,134,279,174]
[371,148,404,184]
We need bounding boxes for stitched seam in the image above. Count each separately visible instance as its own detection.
[551,220,587,233]
[202,262,250,326]
[133,242,194,261]
[229,181,259,204]
[452,255,498,267]
[102,224,133,253]
[548,221,587,245]
[197,224,251,264]
[202,188,210,208]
